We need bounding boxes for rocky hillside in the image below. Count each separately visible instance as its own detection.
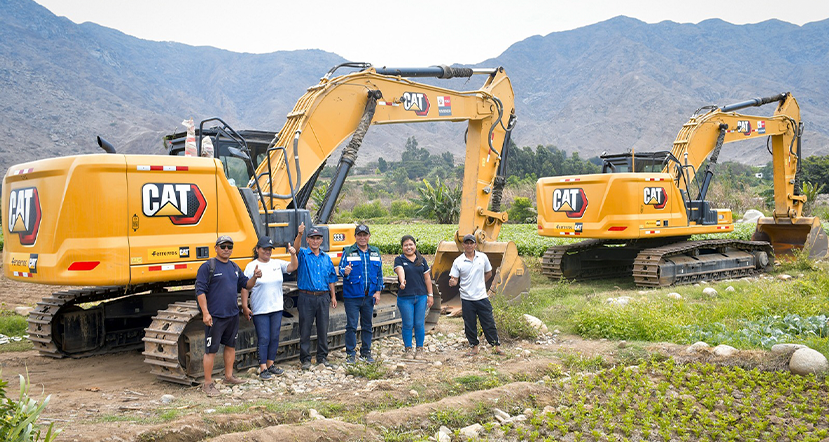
[1,0,828,175]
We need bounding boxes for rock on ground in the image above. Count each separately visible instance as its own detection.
[789,348,829,376]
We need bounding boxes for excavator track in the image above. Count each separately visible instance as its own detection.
[632,239,774,287]
[143,279,405,385]
[27,283,191,358]
[541,239,645,281]
[26,276,407,385]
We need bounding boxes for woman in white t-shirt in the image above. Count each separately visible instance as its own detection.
[242,236,298,380]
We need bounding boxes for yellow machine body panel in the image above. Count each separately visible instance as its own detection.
[537,172,732,240]
[3,154,258,286]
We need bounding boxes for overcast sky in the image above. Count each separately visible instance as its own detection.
[33,0,829,67]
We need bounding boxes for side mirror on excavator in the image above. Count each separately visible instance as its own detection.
[227,146,250,161]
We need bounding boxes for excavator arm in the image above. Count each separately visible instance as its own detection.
[248,64,529,305]
[664,92,826,258]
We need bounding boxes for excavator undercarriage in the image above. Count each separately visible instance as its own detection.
[28,278,439,384]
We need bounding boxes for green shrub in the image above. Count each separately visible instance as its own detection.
[507,197,537,224]
[0,373,60,442]
[390,200,419,218]
[351,201,388,220]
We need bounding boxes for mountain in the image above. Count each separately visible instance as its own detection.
[2,0,828,176]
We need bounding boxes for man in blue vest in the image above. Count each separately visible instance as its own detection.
[339,224,383,364]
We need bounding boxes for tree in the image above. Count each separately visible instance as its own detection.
[801,155,829,191]
[377,157,388,173]
[401,136,431,179]
[414,178,461,224]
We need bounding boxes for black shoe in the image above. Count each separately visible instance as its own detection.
[318,358,334,369]
[268,365,284,375]
[359,353,375,363]
[301,360,312,371]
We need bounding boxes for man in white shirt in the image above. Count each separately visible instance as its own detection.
[448,234,503,356]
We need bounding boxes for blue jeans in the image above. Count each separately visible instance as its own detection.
[252,311,283,365]
[397,295,427,348]
[344,296,374,357]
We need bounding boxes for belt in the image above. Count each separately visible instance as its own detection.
[299,290,328,296]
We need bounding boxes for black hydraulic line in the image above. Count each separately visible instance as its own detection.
[697,124,728,201]
[720,92,788,113]
[794,122,804,196]
[375,65,477,79]
[292,162,326,209]
[490,114,517,213]
[315,90,381,224]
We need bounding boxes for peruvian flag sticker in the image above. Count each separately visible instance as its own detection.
[437,96,452,116]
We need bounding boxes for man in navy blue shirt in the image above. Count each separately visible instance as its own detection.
[196,235,261,396]
[296,225,338,370]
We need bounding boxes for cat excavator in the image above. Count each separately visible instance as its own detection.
[537,92,828,287]
[3,63,529,384]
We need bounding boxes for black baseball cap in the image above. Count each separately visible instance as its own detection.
[307,227,324,237]
[462,234,476,243]
[256,236,275,249]
[355,224,370,235]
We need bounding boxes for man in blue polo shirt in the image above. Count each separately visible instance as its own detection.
[339,224,383,364]
[296,225,338,370]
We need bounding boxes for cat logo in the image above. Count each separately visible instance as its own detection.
[552,188,588,218]
[737,120,752,135]
[644,187,668,209]
[142,183,207,225]
[7,187,41,246]
[402,92,430,116]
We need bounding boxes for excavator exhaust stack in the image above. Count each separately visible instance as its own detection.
[753,217,829,260]
[431,240,530,312]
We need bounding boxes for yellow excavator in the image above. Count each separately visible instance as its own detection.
[537,92,828,287]
[3,63,529,384]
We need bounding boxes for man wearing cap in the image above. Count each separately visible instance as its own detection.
[448,234,503,357]
[296,223,338,370]
[339,224,383,364]
[195,235,262,396]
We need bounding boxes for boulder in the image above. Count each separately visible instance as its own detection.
[789,348,829,376]
[713,345,739,357]
[666,292,682,300]
[459,423,483,439]
[14,306,33,316]
[771,343,807,356]
[702,287,718,297]
[686,342,710,353]
[740,209,764,223]
[523,314,549,333]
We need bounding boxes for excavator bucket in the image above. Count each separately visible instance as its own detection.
[431,240,530,312]
[752,216,829,260]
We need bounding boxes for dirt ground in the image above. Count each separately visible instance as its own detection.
[0,254,637,442]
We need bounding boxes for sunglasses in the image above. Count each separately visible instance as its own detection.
[218,244,233,250]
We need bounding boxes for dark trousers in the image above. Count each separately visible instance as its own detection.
[344,296,374,357]
[461,298,500,347]
[298,293,330,363]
